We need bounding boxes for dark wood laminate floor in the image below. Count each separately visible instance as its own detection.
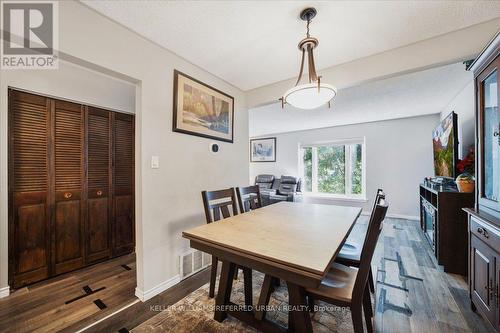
[0,253,137,333]
[372,218,492,333]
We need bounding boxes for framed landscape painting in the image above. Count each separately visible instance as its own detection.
[250,137,276,162]
[173,70,234,143]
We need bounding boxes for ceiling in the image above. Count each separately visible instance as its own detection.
[82,1,500,91]
[249,62,471,136]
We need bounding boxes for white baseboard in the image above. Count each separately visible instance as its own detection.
[135,274,180,302]
[361,211,419,221]
[0,286,10,298]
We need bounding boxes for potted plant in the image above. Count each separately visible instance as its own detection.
[456,147,475,193]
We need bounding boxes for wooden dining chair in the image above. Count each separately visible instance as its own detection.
[335,189,384,293]
[236,185,263,213]
[305,198,388,333]
[201,188,252,303]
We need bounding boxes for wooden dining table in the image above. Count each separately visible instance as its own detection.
[182,201,362,333]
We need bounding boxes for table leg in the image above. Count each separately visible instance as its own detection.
[255,274,274,321]
[287,282,313,333]
[243,267,253,308]
[214,261,236,322]
[209,256,218,298]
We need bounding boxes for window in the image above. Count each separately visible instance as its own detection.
[299,139,365,199]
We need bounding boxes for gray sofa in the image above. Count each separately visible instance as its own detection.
[255,174,302,205]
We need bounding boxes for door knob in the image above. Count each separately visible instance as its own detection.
[64,192,72,199]
[97,190,103,196]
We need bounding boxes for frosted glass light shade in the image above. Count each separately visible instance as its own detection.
[284,83,337,109]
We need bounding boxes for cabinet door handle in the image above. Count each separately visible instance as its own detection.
[64,192,72,199]
[477,227,489,239]
[97,190,103,196]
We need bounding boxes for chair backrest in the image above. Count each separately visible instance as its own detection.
[255,174,275,190]
[361,188,385,245]
[350,189,384,250]
[236,185,263,213]
[201,188,238,223]
[371,189,384,212]
[353,195,388,299]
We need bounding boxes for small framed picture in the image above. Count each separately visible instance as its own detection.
[250,137,276,162]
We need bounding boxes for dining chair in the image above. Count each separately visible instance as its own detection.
[236,185,263,213]
[305,197,388,333]
[201,188,252,303]
[335,189,384,293]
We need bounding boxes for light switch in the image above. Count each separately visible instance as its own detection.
[151,156,160,169]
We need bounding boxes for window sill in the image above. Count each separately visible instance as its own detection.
[303,193,368,203]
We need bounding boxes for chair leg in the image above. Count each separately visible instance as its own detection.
[368,267,375,293]
[363,286,374,333]
[351,304,364,333]
[209,256,218,298]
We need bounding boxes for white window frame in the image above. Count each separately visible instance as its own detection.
[298,138,366,201]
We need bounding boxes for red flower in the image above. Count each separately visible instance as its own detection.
[456,147,475,175]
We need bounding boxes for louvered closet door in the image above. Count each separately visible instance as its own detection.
[53,100,85,274]
[9,90,50,288]
[86,107,112,263]
[113,112,135,256]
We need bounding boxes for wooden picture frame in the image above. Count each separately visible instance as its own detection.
[250,137,276,162]
[173,70,234,143]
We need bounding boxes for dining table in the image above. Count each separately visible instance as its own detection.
[182,201,362,333]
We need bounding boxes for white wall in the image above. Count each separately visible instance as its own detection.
[0,1,249,300]
[0,60,136,112]
[250,114,440,218]
[440,80,475,159]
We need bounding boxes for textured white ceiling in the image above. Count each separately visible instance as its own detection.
[249,62,471,136]
[81,1,500,91]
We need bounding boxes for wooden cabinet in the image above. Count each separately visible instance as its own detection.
[468,215,500,331]
[419,184,473,275]
[8,90,135,288]
[471,233,496,323]
[473,33,500,220]
[466,32,500,332]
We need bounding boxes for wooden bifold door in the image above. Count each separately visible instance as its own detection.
[8,89,135,288]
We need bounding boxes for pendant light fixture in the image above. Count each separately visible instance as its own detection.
[281,8,337,110]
